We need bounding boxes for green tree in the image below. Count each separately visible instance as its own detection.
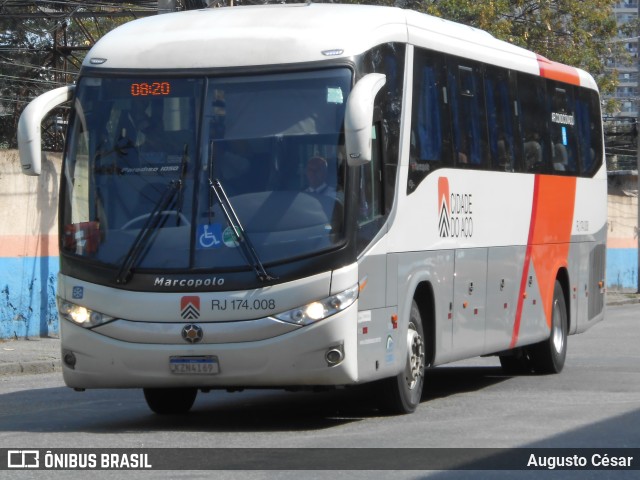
[352,0,626,110]
[425,1,621,93]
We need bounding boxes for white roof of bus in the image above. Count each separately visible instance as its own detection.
[83,3,597,90]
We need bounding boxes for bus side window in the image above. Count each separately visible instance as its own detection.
[484,67,517,172]
[357,123,384,253]
[576,89,603,177]
[408,49,450,194]
[517,74,550,173]
[449,62,488,168]
[550,83,578,174]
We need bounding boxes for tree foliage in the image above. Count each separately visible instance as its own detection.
[423,1,622,93]
[354,0,626,110]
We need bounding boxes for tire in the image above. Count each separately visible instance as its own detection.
[377,300,426,414]
[143,387,198,415]
[529,280,568,374]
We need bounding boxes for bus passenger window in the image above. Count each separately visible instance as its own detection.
[550,85,577,174]
[417,66,444,162]
[576,89,602,177]
[484,68,516,171]
[408,50,450,194]
[357,124,384,253]
[517,74,549,173]
[449,64,488,168]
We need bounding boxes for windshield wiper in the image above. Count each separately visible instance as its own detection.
[115,179,182,285]
[116,144,190,284]
[209,178,277,282]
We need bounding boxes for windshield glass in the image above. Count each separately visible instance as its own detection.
[62,69,350,273]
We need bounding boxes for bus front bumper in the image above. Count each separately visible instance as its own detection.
[59,307,358,389]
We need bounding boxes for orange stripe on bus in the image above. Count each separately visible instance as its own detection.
[511,176,539,348]
[536,54,581,86]
[511,175,576,346]
[531,176,576,328]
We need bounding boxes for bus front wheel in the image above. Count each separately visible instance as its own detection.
[377,300,425,414]
[143,387,198,415]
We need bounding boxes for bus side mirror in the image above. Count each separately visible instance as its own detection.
[345,73,386,167]
[17,85,75,176]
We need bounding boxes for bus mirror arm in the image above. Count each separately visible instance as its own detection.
[17,85,75,176]
[344,73,386,167]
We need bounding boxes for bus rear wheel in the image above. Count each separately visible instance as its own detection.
[377,300,425,414]
[143,387,198,414]
[529,280,568,374]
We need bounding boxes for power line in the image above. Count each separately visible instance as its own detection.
[0,72,66,86]
[0,59,71,75]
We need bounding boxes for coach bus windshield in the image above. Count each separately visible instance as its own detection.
[61,69,351,276]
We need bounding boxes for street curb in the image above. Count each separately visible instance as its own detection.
[0,361,61,377]
[606,297,640,306]
[608,301,640,306]
[0,296,638,377]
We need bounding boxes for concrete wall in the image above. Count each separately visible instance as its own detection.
[0,148,638,338]
[0,150,60,339]
[607,172,638,291]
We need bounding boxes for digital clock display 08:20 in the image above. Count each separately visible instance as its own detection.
[130,81,171,96]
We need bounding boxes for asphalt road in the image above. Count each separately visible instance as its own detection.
[0,304,638,479]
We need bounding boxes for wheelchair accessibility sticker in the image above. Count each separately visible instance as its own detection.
[197,223,222,249]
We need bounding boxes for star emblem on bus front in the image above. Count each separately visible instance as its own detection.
[181,324,203,344]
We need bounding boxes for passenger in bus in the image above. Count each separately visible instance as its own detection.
[457,151,469,165]
[497,137,511,171]
[454,136,468,166]
[305,156,337,197]
[131,100,162,147]
[553,143,569,171]
[523,131,542,171]
[123,99,172,166]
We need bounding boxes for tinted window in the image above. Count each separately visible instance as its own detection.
[517,74,550,173]
[360,43,405,212]
[550,84,578,174]
[576,89,603,176]
[408,52,602,183]
[357,124,385,253]
[408,49,451,193]
[484,67,517,171]
[448,62,488,168]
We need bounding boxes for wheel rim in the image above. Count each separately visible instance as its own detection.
[552,298,565,354]
[405,323,425,390]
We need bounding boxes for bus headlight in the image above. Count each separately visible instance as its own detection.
[57,298,114,328]
[274,284,358,326]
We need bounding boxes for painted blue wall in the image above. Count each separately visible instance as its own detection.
[0,256,59,339]
[0,248,636,339]
[607,248,637,291]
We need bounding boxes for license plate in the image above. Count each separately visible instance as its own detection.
[169,356,220,375]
